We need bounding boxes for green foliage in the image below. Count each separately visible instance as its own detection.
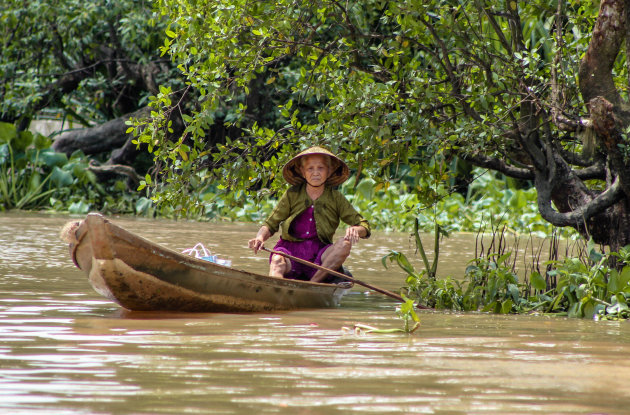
[131,0,603,224]
[0,122,60,209]
[1,0,174,124]
[464,254,522,314]
[460,168,561,236]
[199,166,568,242]
[396,296,421,333]
[0,121,146,214]
[553,242,630,320]
[384,250,464,311]
[387,235,630,320]
[342,167,565,235]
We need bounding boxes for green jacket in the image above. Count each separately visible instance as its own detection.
[263,184,370,244]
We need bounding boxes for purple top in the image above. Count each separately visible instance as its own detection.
[289,204,318,239]
[271,204,330,280]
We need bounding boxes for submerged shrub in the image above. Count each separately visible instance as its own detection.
[387,239,630,320]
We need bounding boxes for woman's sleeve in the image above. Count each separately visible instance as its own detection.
[263,190,291,235]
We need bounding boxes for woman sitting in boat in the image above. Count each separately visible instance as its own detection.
[248,146,370,283]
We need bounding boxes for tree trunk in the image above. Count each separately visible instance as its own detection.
[52,107,150,156]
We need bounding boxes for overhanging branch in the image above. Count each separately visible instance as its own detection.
[461,153,533,180]
[537,179,623,227]
[574,161,606,181]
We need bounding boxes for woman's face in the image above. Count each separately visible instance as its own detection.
[300,155,330,187]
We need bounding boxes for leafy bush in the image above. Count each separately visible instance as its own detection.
[0,121,144,214]
[386,239,630,320]
[194,166,570,238]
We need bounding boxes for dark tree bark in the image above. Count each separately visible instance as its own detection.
[535,0,630,250]
[456,0,630,251]
[578,0,625,108]
[87,161,142,189]
[52,107,150,156]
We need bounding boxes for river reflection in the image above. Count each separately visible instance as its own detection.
[0,212,629,415]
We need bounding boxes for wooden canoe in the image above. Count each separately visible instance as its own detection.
[69,213,353,312]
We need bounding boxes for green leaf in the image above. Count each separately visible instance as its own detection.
[69,201,90,214]
[50,166,74,187]
[33,133,52,150]
[13,130,33,152]
[0,122,17,143]
[496,252,511,265]
[355,178,376,200]
[587,238,603,262]
[39,150,68,167]
[608,269,620,293]
[568,302,581,318]
[135,197,153,215]
[530,271,547,291]
[615,266,630,293]
[28,172,42,193]
[508,283,520,302]
[482,300,499,313]
[582,301,596,319]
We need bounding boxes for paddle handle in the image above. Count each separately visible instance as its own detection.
[261,247,430,310]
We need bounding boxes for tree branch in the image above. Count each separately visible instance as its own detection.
[554,139,596,167]
[87,161,142,189]
[477,0,512,54]
[421,18,483,122]
[574,162,607,181]
[461,153,533,180]
[578,0,625,106]
[52,107,150,156]
[537,177,623,227]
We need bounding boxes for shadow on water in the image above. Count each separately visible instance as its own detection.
[0,212,629,415]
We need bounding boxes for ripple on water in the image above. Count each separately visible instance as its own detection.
[1,213,630,415]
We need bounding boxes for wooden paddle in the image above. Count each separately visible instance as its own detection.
[261,247,431,310]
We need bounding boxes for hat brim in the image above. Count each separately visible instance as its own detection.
[282,146,350,186]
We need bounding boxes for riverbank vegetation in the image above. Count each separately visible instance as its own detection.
[0,121,153,214]
[5,1,630,320]
[384,223,630,320]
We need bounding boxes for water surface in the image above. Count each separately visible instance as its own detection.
[0,212,628,414]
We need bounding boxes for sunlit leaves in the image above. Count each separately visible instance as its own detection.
[133,0,604,222]
[1,0,174,122]
[0,122,126,212]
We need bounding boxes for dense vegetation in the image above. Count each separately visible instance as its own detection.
[387,234,630,321]
[0,121,153,214]
[5,1,630,319]
[132,0,630,253]
[1,0,178,125]
[0,115,552,235]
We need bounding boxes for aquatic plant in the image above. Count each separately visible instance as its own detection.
[396,295,421,333]
[388,226,630,320]
[196,167,566,239]
[351,296,420,334]
[0,121,144,214]
[0,122,66,210]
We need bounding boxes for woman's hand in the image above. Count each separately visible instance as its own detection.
[248,226,271,254]
[344,226,363,245]
[248,236,265,254]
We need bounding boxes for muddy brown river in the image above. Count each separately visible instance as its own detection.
[0,212,629,414]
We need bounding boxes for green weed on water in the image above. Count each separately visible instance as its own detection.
[386,238,630,320]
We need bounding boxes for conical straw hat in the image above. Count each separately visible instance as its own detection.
[282,146,350,186]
